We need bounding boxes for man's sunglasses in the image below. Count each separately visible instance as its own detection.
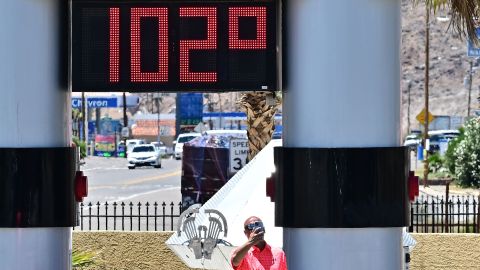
[245,221,264,231]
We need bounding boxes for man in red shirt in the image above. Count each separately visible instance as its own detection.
[231,216,288,270]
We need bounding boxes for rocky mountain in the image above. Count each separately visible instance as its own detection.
[401,0,478,133]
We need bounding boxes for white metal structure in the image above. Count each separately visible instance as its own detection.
[0,0,72,268]
[166,140,282,269]
[283,0,403,269]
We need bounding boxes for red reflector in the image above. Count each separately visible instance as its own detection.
[266,174,275,202]
[408,171,419,202]
[75,171,88,202]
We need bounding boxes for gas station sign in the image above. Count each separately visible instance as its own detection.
[71,0,277,92]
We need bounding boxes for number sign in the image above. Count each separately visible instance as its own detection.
[71,0,277,92]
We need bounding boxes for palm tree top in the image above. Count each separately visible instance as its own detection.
[413,0,479,43]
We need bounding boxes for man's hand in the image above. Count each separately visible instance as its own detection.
[248,227,265,245]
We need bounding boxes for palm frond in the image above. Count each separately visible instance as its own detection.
[72,249,96,269]
[412,0,480,43]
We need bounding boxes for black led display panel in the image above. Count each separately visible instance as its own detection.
[71,0,277,92]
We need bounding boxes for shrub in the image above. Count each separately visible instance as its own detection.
[73,136,87,159]
[428,153,443,174]
[444,127,465,175]
[453,118,480,188]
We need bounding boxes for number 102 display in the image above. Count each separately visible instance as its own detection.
[72,0,277,92]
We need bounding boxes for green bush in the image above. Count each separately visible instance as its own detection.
[427,153,443,174]
[444,127,465,175]
[72,136,87,159]
[453,118,480,188]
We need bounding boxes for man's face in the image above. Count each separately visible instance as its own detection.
[244,217,264,238]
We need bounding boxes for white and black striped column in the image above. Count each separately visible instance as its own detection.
[0,0,78,269]
[277,0,407,269]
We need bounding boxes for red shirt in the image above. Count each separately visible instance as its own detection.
[232,244,288,270]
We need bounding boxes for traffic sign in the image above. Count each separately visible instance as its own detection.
[467,28,480,57]
[121,127,130,138]
[416,108,434,125]
[229,138,249,174]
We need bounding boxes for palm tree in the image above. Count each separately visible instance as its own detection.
[239,92,281,161]
[414,0,478,186]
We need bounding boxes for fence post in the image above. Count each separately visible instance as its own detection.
[105,201,109,230]
[80,202,84,231]
[477,195,480,234]
[465,197,470,233]
[162,202,166,231]
[154,202,158,231]
[456,196,461,233]
[129,202,133,231]
[137,202,141,231]
[121,202,125,231]
[88,202,92,230]
[445,182,450,233]
[170,202,174,231]
[113,202,117,230]
[146,202,150,231]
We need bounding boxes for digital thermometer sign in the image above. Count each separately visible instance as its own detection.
[71,0,277,92]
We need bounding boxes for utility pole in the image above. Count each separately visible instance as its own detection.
[81,92,87,144]
[123,92,128,128]
[407,81,412,134]
[468,60,473,117]
[156,93,161,143]
[423,2,430,187]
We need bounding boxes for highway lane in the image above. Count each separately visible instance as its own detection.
[80,156,182,204]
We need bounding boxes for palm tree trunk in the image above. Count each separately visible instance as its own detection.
[240,92,280,161]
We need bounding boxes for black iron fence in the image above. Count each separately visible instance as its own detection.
[409,195,480,233]
[75,196,480,233]
[74,201,182,231]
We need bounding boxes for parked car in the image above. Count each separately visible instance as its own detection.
[427,130,460,154]
[403,134,421,149]
[127,144,162,169]
[126,139,146,156]
[151,141,168,156]
[174,133,201,160]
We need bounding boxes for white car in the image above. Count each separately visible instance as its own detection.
[127,144,162,169]
[126,139,146,156]
[151,141,168,156]
[174,133,201,160]
[403,134,421,149]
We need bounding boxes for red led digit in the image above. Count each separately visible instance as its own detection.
[179,7,217,82]
[109,8,120,83]
[229,7,267,49]
[131,8,169,82]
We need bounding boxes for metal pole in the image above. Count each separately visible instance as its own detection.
[157,93,161,143]
[407,81,412,134]
[423,2,430,187]
[445,181,450,233]
[123,92,128,128]
[81,92,87,143]
[468,60,473,117]
[0,0,72,268]
[283,0,402,269]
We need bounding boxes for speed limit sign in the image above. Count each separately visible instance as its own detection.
[229,138,249,174]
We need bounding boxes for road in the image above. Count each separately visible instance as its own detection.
[81,156,182,204]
